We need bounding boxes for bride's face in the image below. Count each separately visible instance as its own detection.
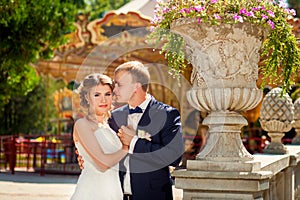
[87,84,113,116]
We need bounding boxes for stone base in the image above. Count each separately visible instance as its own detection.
[173,160,272,200]
[263,142,288,154]
[292,136,300,145]
[183,191,263,200]
[187,160,261,172]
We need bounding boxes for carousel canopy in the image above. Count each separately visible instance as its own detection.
[116,0,157,18]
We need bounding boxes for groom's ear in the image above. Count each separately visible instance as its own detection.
[136,82,142,89]
[133,82,140,92]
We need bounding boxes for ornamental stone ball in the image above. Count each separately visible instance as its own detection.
[260,87,294,154]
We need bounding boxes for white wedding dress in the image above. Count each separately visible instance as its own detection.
[71,124,123,200]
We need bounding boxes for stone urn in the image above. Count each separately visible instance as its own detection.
[171,19,268,161]
[260,87,294,154]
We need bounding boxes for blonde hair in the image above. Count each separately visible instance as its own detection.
[77,73,114,108]
[115,61,150,92]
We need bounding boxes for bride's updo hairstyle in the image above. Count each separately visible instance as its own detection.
[78,73,114,109]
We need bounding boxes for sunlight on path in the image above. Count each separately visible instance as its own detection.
[0,171,183,200]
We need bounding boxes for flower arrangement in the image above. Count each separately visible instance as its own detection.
[149,0,300,92]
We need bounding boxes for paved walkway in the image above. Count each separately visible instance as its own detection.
[0,169,183,200]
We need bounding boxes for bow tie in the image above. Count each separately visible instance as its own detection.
[129,106,143,114]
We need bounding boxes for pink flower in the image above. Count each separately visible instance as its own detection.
[162,8,170,14]
[214,14,221,20]
[193,6,204,12]
[267,10,275,18]
[179,8,186,13]
[197,18,201,24]
[246,11,255,17]
[149,26,155,32]
[180,8,192,14]
[289,9,296,16]
[151,16,162,24]
[210,0,218,4]
[267,20,275,29]
[261,14,268,20]
[239,8,247,15]
[251,7,260,11]
[233,14,243,23]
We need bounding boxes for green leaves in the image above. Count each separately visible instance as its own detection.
[0,0,77,109]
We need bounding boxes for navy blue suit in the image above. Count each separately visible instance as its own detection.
[108,96,184,200]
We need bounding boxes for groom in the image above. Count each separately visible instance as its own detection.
[109,61,184,200]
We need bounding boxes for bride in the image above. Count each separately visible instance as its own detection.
[71,73,128,200]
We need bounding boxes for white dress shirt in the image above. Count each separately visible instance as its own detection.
[123,94,151,195]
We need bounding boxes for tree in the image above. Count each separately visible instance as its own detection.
[0,0,130,135]
[0,0,80,110]
[0,75,67,135]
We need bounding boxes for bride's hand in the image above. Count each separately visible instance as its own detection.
[76,150,85,169]
[118,125,135,146]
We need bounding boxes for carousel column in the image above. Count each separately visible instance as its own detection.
[292,98,300,144]
[260,88,294,154]
[171,20,272,199]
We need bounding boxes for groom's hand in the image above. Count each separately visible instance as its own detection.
[118,125,135,146]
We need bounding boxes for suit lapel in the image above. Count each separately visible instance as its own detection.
[137,97,164,137]
[137,96,156,128]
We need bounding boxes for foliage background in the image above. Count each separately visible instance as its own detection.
[0,0,127,135]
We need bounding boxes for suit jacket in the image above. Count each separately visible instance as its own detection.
[108,96,184,200]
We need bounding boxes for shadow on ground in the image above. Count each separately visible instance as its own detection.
[0,170,78,184]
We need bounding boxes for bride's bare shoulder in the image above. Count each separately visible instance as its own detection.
[75,117,87,124]
[75,117,97,132]
[74,117,89,129]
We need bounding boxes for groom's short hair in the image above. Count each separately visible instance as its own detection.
[115,61,150,92]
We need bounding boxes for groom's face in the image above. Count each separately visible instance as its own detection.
[113,71,137,103]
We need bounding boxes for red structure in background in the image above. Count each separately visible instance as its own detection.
[0,134,77,176]
[0,134,294,174]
